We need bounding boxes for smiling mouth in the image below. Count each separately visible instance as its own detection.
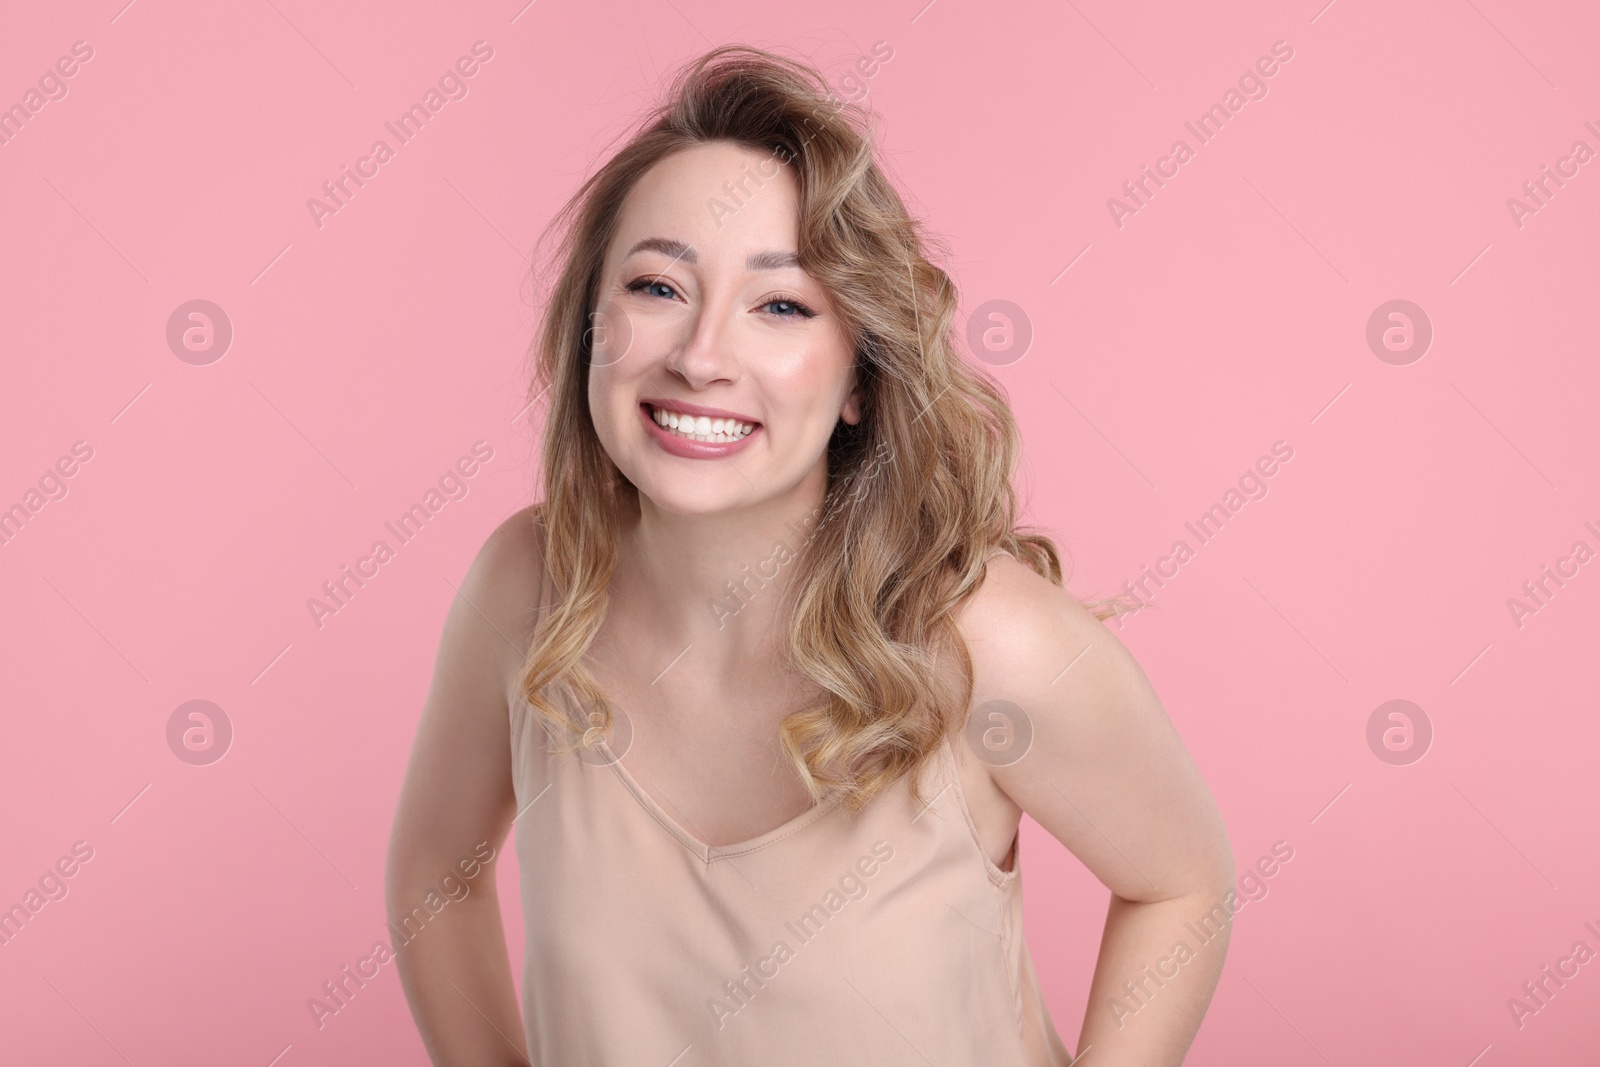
[644,404,758,443]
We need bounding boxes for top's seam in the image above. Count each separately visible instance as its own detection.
[707,799,840,860]
[939,734,1021,890]
[600,744,839,864]
[602,755,715,861]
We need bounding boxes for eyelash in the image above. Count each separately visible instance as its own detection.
[622,277,818,319]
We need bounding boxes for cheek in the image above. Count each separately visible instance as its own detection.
[769,337,849,397]
[586,364,627,440]
[758,369,814,428]
[780,353,852,426]
[588,358,658,457]
[595,364,630,415]
[588,289,651,369]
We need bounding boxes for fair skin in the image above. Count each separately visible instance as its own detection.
[387,141,1234,1065]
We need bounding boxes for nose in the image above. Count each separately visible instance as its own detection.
[663,291,740,388]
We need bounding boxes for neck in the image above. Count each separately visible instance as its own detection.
[609,471,830,680]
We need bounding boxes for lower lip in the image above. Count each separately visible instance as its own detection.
[639,404,761,459]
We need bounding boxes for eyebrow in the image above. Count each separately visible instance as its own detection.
[622,236,802,272]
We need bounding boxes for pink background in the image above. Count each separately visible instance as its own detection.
[2,0,1597,1063]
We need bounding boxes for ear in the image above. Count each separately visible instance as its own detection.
[840,368,864,426]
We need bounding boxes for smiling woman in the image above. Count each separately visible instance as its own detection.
[582,141,860,508]
[386,43,1234,1067]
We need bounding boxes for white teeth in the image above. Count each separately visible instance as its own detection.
[650,406,754,443]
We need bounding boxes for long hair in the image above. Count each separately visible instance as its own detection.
[518,43,1133,813]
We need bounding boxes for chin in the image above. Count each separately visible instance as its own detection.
[606,436,762,518]
[634,482,751,518]
[621,456,759,517]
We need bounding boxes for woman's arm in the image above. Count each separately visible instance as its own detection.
[385,511,544,1066]
[965,560,1236,1065]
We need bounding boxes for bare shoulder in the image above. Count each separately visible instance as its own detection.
[955,552,1164,779]
[453,503,548,680]
[388,507,546,880]
[954,552,1233,899]
[956,552,1120,688]
[472,503,547,596]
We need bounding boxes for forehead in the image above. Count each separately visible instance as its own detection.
[608,141,801,265]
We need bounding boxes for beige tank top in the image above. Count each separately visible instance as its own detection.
[508,570,1075,1065]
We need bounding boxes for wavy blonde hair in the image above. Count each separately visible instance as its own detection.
[518,44,1133,812]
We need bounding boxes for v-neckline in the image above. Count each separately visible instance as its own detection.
[595,738,840,864]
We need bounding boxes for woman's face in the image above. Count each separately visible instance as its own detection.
[587,140,860,518]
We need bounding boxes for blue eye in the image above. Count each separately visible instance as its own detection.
[624,277,817,320]
[763,297,817,319]
[625,277,678,300]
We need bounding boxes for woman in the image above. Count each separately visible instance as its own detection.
[386,44,1234,1066]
